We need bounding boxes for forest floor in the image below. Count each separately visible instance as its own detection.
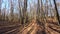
[18,19,60,34]
[0,19,60,34]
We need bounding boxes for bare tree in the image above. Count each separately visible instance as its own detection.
[23,0,27,26]
[53,0,60,24]
[10,0,14,22]
[44,0,48,20]
[30,3,33,22]
[4,3,7,21]
[3,5,6,21]
[18,0,22,23]
[0,0,1,20]
[40,0,44,19]
[37,0,40,21]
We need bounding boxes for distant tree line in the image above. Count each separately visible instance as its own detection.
[0,0,60,25]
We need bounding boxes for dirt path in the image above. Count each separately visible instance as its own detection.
[20,19,60,34]
[20,20,43,34]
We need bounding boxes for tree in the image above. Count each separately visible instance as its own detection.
[3,8,6,21]
[0,0,1,15]
[0,0,1,20]
[37,0,40,21]
[53,0,60,24]
[23,0,27,26]
[45,0,48,20]
[40,0,44,21]
[18,0,22,23]
[10,0,14,22]
[4,3,6,21]
[30,3,33,22]
[18,0,24,24]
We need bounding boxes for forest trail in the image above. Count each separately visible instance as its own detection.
[20,20,44,34]
[19,19,60,34]
[0,20,60,34]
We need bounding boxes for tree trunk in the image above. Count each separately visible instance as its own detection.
[0,0,1,19]
[10,0,14,22]
[53,0,60,24]
[23,0,27,26]
[18,0,22,24]
[37,0,40,21]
